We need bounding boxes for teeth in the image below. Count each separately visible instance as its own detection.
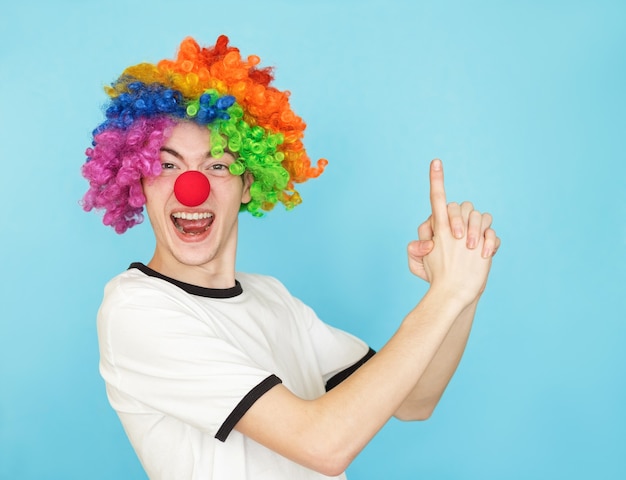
[171,212,214,220]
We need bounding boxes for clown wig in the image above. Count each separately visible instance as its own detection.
[81,35,327,234]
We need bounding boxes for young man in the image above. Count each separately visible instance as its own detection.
[82,36,500,480]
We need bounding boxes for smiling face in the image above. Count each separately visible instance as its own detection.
[143,121,252,288]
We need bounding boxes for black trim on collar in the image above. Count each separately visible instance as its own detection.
[215,374,283,442]
[128,262,243,299]
[325,348,376,392]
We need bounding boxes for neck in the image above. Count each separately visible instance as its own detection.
[147,249,238,290]
[147,259,238,289]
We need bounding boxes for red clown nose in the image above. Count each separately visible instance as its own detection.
[174,171,211,207]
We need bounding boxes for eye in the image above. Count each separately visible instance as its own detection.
[161,162,177,170]
[206,163,231,177]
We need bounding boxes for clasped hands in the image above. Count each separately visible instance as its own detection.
[408,159,501,305]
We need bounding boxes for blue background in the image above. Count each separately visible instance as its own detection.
[1,0,624,478]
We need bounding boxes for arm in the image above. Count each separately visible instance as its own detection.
[234,159,498,476]
[393,299,477,420]
[394,200,501,420]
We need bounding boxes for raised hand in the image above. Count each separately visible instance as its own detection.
[407,160,499,303]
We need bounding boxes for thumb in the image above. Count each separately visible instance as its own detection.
[408,239,434,259]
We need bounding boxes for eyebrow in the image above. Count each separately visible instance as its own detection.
[159,146,235,159]
[160,147,191,160]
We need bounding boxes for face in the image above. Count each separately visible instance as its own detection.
[143,121,252,288]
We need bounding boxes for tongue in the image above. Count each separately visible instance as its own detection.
[176,218,211,234]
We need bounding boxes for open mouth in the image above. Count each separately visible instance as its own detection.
[171,211,214,235]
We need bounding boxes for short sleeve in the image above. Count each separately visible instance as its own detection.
[97,276,279,440]
[287,294,374,387]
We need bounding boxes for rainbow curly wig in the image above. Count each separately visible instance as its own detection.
[81,35,327,233]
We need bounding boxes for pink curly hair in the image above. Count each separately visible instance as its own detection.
[82,117,174,233]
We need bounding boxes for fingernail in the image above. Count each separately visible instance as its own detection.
[468,237,477,248]
[454,228,463,239]
[432,159,442,170]
[482,246,491,258]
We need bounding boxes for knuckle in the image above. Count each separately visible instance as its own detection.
[461,201,474,211]
[469,210,482,222]
[417,219,432,237]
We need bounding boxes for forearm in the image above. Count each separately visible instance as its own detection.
[394,299,478,420]
[321,289,467,431]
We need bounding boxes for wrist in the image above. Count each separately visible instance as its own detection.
[423,285,475,315]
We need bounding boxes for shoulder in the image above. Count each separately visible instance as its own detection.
[236,272,323,331]
[97,269,216,352]
[101,269,143,307]
[236,272,290,295]
[236,272,307,309]
[102,267,189,306]
[98,268,199,333]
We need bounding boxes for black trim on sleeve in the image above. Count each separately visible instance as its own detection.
[325,348,376,392]
[128,262,243,298]
[215,374,283,442]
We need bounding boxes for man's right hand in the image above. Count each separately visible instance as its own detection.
[421,159,498,306]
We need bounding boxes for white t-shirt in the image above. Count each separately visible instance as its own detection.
[97,263,373,480]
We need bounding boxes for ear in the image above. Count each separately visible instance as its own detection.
[241,171,254,203]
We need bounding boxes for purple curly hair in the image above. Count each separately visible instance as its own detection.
[82,117,174,233]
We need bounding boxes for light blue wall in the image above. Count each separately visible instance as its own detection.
[1,1,624,478]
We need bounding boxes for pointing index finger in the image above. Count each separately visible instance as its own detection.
[429,159,449,231]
